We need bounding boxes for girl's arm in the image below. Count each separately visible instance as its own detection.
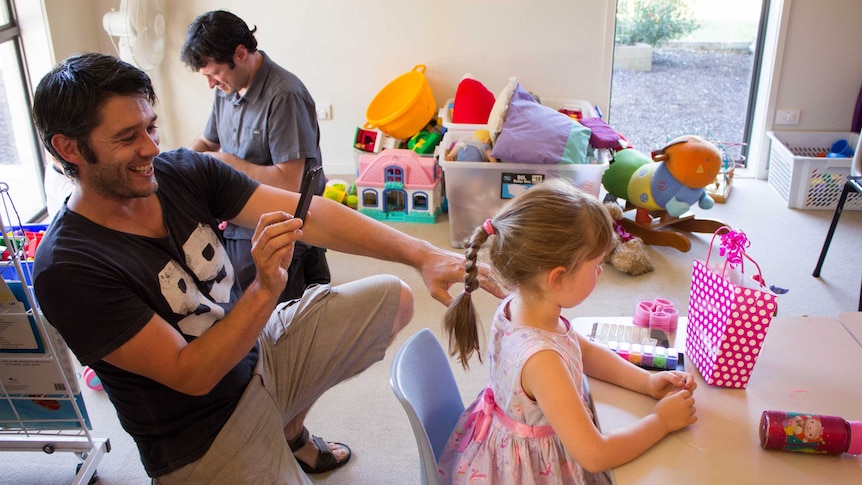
[522,349,696,473]
[577,334,696,398]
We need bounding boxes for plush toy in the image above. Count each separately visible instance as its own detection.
[444,129,496,162]
[603,199,654,276]
[602,135,723,217]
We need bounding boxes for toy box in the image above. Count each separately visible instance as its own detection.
[2,224,48,285]
[766,131,862,210]
[440,159,608,248]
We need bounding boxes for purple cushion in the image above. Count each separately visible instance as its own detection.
[490,84,591,164]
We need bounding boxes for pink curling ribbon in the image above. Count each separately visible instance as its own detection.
[458,387,554,452]
[718,229,749,269]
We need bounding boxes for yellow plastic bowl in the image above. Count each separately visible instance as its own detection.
[365,65,436,139]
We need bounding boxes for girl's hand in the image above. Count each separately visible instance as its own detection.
[647,371,697,399]
[654,388,697,433]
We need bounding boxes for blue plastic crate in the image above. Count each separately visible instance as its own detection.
[2,224,47,285]
[1,260,35,285]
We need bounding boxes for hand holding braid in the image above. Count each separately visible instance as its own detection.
[444,224,491,368]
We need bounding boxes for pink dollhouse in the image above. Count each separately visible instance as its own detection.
[355,149,444,223]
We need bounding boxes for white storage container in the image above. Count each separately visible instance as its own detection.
[766,131,862,210]
[440,159,608,248]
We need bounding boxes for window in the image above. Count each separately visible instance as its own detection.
[384,167,403,184]
[412,192,428,211]
[0,1,45,222]
[362,190,378,208]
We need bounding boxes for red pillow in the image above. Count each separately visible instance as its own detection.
[452,78,495,124]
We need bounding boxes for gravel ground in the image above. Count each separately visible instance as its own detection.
[609,46,754,159]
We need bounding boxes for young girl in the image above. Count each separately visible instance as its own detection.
[438,178,697,485]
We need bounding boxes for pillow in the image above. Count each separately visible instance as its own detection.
[579,117,623,149]
[487,76,519,144]
[452,77,496,124]
[490,83,592,164]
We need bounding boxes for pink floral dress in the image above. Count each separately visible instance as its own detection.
[437,296,611,485]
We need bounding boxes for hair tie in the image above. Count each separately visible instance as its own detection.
[483,219,495,236]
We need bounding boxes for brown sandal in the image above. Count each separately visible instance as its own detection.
[287,426,351,474]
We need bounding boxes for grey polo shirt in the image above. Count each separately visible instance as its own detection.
[204,51,324,240]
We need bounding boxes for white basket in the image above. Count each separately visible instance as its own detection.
[766,131,862,210]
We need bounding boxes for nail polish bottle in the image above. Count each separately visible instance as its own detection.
[760,410,862,455]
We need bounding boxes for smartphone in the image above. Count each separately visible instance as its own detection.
[294,166,321,227]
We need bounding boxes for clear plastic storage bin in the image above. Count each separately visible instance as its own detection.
[440,159,608,248]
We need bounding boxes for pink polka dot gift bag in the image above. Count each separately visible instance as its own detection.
[686,226,778,389]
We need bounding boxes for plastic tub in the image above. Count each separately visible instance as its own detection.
[440,159,608,248]
[365,65,436,139]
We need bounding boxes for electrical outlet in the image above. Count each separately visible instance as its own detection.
[776,109,800,125]
[316,104,332,120]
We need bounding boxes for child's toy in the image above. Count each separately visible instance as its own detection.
[354,149,444,223]
[602,135,723,218]
[323,179,349,204]
[603,199,653,276]
[323,179,359,210]
[632,296,679,331]
[354,127,401,153]
[364,64,436,140]
[589,322,682,371]
[444,129,494,162]
[602,136,726,253]
[407,130,442,155]
[82,366,103,391]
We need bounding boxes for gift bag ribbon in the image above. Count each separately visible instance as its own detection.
[706,226,766,288]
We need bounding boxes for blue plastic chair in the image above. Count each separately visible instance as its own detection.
[390,328,465,485]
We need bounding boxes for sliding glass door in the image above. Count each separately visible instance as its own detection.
[609,0,768,171]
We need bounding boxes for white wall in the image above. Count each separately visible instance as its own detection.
[31,0,862,177]
[39,0,617,175]
[773,0,862,131]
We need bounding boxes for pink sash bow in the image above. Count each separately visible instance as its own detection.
[458,387,555,452]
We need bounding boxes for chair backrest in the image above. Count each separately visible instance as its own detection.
[852,132,862,178]
[390,328,465,485]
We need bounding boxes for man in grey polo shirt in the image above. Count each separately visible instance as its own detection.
[182,10,329,303]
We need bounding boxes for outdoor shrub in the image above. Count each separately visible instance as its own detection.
[616,0,699,47]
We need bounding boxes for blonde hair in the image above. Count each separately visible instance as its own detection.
[444,178,614,368]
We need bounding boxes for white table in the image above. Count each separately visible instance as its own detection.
[570,316,862,485]
[838,312,862,348]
